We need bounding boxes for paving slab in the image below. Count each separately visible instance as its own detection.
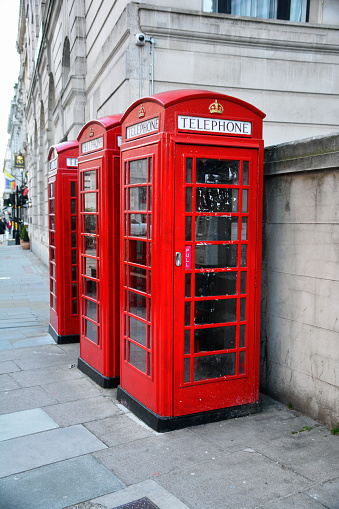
[11,335,55,348]
[305,478,339,509]
[0,455,124,509]
[92,479,189,509]
[0,408,59,441]
[84,414,154,447]
[13,349,78,370]
[0,385,58,414]
[0,374,21,391]
[93,428,224,485]
[156,450,314,509]
[189,410,320,453]
[44,396,123,426]
[0,360,21,375]
[256,427,339,483]
[43,378,103,403]
[9,363,84,387]
[0,424,107,477]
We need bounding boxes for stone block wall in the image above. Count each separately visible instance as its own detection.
[260,133,339,426]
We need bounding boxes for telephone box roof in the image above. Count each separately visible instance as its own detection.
[48,140,79,160]
[121,89,265,123]
[77,114,123,141]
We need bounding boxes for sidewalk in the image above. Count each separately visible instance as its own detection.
[0,244,338,509]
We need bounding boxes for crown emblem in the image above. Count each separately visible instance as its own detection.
[138,104,145,118]
[89,127,94,137]
[209,99,224,115]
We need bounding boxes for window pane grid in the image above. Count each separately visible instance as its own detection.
[183,157,250,385]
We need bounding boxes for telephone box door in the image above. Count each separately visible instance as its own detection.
[173,145,261,417]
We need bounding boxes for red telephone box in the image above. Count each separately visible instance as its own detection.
[48,141,80,344]
[118,90,265,431]
[77,115,122,387]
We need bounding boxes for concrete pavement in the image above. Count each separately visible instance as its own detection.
[0,244,338,509]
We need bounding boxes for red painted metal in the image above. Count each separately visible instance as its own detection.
[48,141,80,344]
[118,90,265,426]
[77,115,122,387]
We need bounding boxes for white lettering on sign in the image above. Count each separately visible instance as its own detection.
[126,117,159,140]
[81,136,104,154]
[178,116,252,136]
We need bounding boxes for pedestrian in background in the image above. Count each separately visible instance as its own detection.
[6,219,12,239]
[0,217,6,243]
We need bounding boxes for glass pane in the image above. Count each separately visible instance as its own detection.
[241,245,247,267]
[148,271,151,294]
[148,215,152,239]
[129,342,147,373]
[194,353,236,381]
[185,274,191,297]
[50,231,55,246]
[186,188,192,212]
[84,215,97,234]
[240,324,246,348]
[84,171,96,191]
[184,330,190,354]
[195,272,237,297]
[240,298,246,321]
[147,351,151,376]
[195,216,238,241]
[125,162,127,185]
[149,158,152,183]
[130,159,148,184]
[71,181,76,197]
[71,232,77,248]
[129,292,147,319]
[50,263,55,278]
[186,158,192,183]
[239,351,245,375]
[72,250,77,265]
[194,326,236,352]
[71,216,76,231]
[185,216,192,241]
[185,302,191,326]
[72,266,77,281]
[72,283,77,298]
[129,316,147,347]
[241,272,247,294]
[196,159,239,184]
[129,187,147,211]
[49,199,54,214]
[195,244,237,268]
[84,235,98,257]
[243,161,249,185]
[129,266,147,293]
[50,216,55,230]
[194,299,237,325]
[71,199,76,214]
[130,214,147,238]
[84,257,98,278]
[50,247,55,261]
[242,190,248,213]
[51,295,56,310]
[84,193,97,212]
[148,243,151,266]
[149,187,152,211]
[51,279,55,295]
[84,319,97,343]
[49,183,54,198]
[184,358,190,382]
[72,300,77,315]
[242,217,248,240]
[85,279,97,300]
[196,188,238,213]
[129,240,147,266]
[84,299,97,321]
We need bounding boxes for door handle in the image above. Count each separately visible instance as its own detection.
[175,252,182,267]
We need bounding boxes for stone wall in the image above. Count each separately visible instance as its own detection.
[260,133,339,426]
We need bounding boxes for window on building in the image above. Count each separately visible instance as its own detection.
[203,0,309,22]
[62,37,70,88]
